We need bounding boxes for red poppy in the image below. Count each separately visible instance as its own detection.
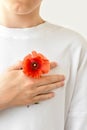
[22,51,50,78]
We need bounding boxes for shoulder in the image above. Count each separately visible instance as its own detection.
[46,22,87,50]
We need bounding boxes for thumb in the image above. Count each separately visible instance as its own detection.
[8,61,23,71]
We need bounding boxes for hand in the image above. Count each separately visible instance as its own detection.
[0,61,65,110]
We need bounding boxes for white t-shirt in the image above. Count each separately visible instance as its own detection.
[0,22,87,130]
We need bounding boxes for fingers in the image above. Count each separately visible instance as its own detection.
[34,75,65,87]
[35,81,64,95]
[50,62,58,69]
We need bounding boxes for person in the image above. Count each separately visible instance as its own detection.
[0,0,87,130]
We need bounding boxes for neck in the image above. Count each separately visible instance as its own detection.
[0,6,45,28]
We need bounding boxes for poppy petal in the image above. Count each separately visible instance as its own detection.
[22,51,50,78]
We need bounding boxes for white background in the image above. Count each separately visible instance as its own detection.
[40,0,87,39]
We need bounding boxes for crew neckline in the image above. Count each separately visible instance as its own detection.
[0,21,49,38]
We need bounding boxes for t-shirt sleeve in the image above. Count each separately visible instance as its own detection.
[65,36,87,130]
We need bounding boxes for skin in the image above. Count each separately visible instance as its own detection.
[0,0,45,28]
[0,0,65,110]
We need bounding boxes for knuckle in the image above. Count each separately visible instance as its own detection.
[33,88,39,96]
[45,85,50,91]
[35,89,41,95]
[32,79,40,86]
[24,82,36,91]
[44,76,52,82]
[35,96,43,102]
[46,94,53,99]
[26,89,34,97]
[47,77,51,81]
[39,96,45,101]
[29,90,35,96]
[30,80,35,86]
[27,80,35,88]
[41,85,51,93]
[41,94,52,100]
[37,85,50,95]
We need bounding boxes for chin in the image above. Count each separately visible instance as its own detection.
[11,3,30,14]
[12,7,38,15]
[14,10,35,15]
[12,8,32,15]
[5,2,41,15]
